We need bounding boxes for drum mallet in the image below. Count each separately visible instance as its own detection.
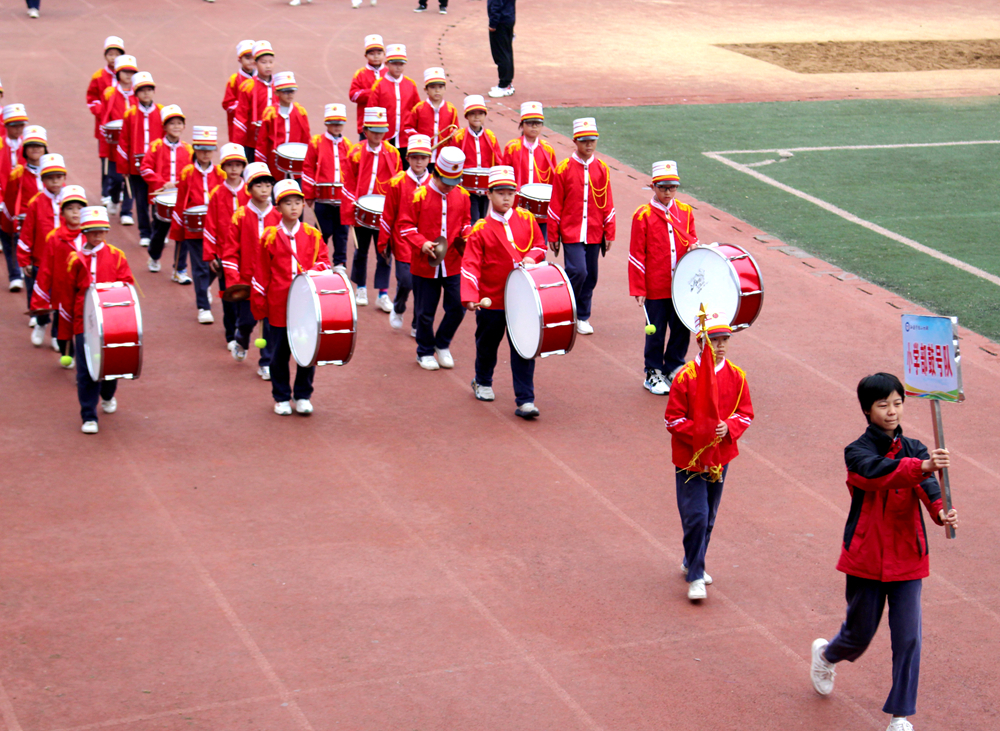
[479,297,492,309]
[642,303,656,335]
[254,323,267,349]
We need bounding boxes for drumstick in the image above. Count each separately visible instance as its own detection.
[642,303,656,335]
[480,297,492,308]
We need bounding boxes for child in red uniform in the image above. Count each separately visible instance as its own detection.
[1,104,29,290]
[4,124,47,317]
[252,179,329,415]
[99,54,139,224]
[233,40,276,162]
[665,322,754,601]
[302,103,352,270]
[406,68,459,168]
[140,105,191,276]
[629,160,698,395]
[204,143,248,350]
[400,146,471,371]
[503,101,556,239]
[222,40,255,143]
[810,373,958,731]
[116,71,161,247]
[377,133,431,333]
[30,185,87,365]
[256,72,310,177]
[452,95,502,222]
[341,106,401,309]
[348,35,386,142]
[369,44,419,160]
[86,37,124,207]
[460,165,546,418]
[18,153,66,348]
[169,126,224,319]
[548,117,615,336]
[67,206,134,435]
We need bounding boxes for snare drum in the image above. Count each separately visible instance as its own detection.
[504,262,577,360]
[461,167,490,195]
[286,269,357,368]
[671,243,764,333]
[153,191,177,223]
[276,142,308,178]
[315,183,343,205]
[183,205,208,237]
[355,194,385,230]
[102,119,123,146]
[83,282,143,381]
[516,183,553,221]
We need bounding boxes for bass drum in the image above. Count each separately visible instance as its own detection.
[504,262,577,360]
[671,243,763,333]
[286,269,357,367]
[83,282,143,381]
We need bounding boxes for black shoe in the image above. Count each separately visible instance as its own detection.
[414,4,427,10]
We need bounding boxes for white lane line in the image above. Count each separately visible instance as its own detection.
[702,151,1000,287]
[707,140,1000,155]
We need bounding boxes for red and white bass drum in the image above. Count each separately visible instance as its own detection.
[286,269,357,367]
[504,262,577,359]
[671,243,763,333]
[83,282,143,381]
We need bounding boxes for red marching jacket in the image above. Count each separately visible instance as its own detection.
[460,208,546,308]
[547,154,616,244]
[86,66,116,143]
[406,100,460,164]
[369,75,420,148]
[301,133,352,200]
[233,76,276,148]
[340,141,401,226]
[168,162,225,241]
[222,202,281,287]
[256,103,311,179]
[222,68,254,142]
[503,137,557,188]
[664,356,754,469]
[30,225,84,325]
[378,169,428,261]
[2,164,43,235]
[116,103,163,175]
[401,180,472,279]
[17,189,60,269]
[66,243,134,335]
[452,128,502,171]
[251,222,330,327]
[99,84,137,160]
[204,181,249,263]
[628,198,699,300]
[140,139,193,197]
[836,425,946,582]
[349,64,387,135]
[0,136,27,202]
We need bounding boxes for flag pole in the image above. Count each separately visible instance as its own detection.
[930,400,956,539]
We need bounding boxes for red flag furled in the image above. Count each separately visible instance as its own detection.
[685,334,724,481]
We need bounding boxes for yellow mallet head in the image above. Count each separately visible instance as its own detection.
[254,338,267,349]
[60,355,73,366]
[645,324,656,335]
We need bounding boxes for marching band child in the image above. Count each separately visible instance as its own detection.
[222,40,255,143]
[503,102,556,239]
[341,106,401,310]
[377,134,431,333]
[628,160,698,395]
[406,68,459,168]
[547,118,615,336]
[3,125,47,302]
[348,35,386,142]
[1,103,29,290]
[302,104,352,270]
[99,54,139,225]
[451,95,502,222]
[400,146,471,371]
[233,41,276,163]
[18,153,66,348]
[256,72,310,179]
[116,71,161,247]
[67,206,134,435]
[86,37,124,205]
[460,165,547,418]
[203,144,248,350]
[169,126,224,321]
[252,180,330,415]
[369,45,419,160]
[140,105,191,277]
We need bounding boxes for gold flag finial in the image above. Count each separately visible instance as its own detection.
[697,303,709,336]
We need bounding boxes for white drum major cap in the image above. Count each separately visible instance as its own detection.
[652,160,680,185]
[274,178,303,204]
[436,147,466,183]
[80,206,111,231]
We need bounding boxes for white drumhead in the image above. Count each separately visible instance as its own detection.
[519,183,552,202]
[504,268,541,359]
[286,274,320,367]
[104,119,123,130]
[357,194,385,215]
[83,286,103,381]
[154,191,177,207]
[672,247,740,333]
[184,205,208,216]
[276,142,308,161]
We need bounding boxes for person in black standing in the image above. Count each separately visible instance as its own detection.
[487,0,515,98]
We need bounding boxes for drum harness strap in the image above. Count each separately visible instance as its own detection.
[366,144,380,195]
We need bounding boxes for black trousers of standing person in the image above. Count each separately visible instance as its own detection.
[75,334,117,423]
[643,297,690,377]
[412,274,465,358]
[268,325,315,403]
[489,24,515,88]
[313,202,349,268]
[217,270,238,343]
[469,193,489,222]
[351,226,390,292]
[129,174,152,239]
[26,0,41,9]
[474,308,534,406]
[184,238,214,311]
[105,161,133,216]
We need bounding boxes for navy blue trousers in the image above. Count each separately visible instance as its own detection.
[234,308,273,368]
[351,226,390,291]
[103,160,132,215]
[644,297,691,375]
[1,230,22,283]
[469,193,489,223]
[393,259,412,315]
[183,238,214,310]
[268,324,315,402]
[75,334,117,423]
[147,218,187,272]
[474,308,535,405]
[412,274,465,357]
[676,466,728,582]
[562,242,601,322]
[129,174,152,239]
[313,202,349,267]
[825,576,922,717]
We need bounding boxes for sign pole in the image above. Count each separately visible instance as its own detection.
[929,399,956,539]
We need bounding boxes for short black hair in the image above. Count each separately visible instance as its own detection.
[857,372,905,420]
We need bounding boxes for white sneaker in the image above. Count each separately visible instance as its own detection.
[355,287,368,306]
[687,579,707,601]
[107,202,119,216]
[139,237,150,248]
[28,7,39,17]
[81,421,99,434]
[227,340,236,351]
[435,348,454,369]
[50,337,59,352]
[258,366,271,380]
[28,316,37,327]
[810,638,836,696]
[487,85,514,98]
[370,0,376,5]
[417,355,440,371]
[101,397,117,414]
[274,401,292,415]
[410,326,417,338]
[295,399,314,415]
[9,278,24,292]
[172,270,193,285]
[101,196,112,208]
[232,343,247,362]
[333,264,347,273]
[576,319,594,335]
[121,215,134,226]
[471,380,494,401]
[30,324,45,347]
[197,309,214,324]
[887,719,913,731]
[147,258,161,272]
[389,309,403,329]
[351,0,361,7]
[289,0,301,4]
[515,402,540,419]
[644,369,670,395]
[679,562,712,584]
[376,293,392,312]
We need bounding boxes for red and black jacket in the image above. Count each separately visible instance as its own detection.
[836,424,945,582]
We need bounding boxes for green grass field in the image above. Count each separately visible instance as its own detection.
[547,98,1000,342]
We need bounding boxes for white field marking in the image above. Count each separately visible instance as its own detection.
[702,148,1000,287]
[0,679,24,731]
[707,140,1000,155]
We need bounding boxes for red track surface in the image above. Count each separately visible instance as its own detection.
[1,2,998,730]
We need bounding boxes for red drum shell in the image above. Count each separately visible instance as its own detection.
[286,270,357,368]
[714,243,763,329]
[461,168,490,194]
[516,183,553,221]
[355,194,385,230]
[276,142,308,178]
[183,205,208,237]
[102,119,123,146]
[504,262,577,360]
[153,192,176,223]
[315,183,343,204]
[83,283,143,381]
